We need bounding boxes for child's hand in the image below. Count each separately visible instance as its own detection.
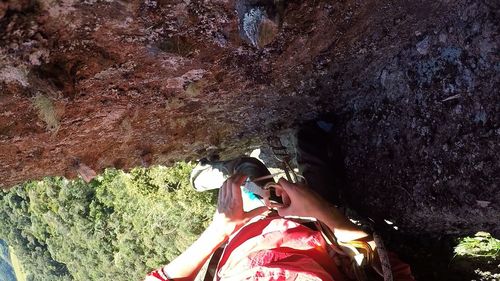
[275,178,331,220]
[211,174,268,239]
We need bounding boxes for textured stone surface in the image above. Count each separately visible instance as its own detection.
[0,0,498,237]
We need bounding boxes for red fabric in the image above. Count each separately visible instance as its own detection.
[216,217,344,280]
[216,217,414,281]
[146,268,170,281]
[147,217,415,281]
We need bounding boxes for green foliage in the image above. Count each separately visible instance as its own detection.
[454,232,500,259]
[0,162,217,281]
[32,94,59,132]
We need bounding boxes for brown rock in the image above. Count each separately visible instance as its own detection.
[257,18,278,47]
[75,162,97,183]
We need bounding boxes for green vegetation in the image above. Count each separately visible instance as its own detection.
[453,232,500,281]
[454,232,500,259]
[32,94,59,131]
[0,163,217,281]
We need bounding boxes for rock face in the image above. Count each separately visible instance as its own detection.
[0,0,498,235]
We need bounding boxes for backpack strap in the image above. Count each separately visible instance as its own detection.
[203,246,225,281]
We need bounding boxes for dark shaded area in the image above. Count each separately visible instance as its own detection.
[33,59,79,97]
[296,117,498,280]
[157,36,195,56]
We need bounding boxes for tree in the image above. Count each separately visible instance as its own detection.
[0,162,217,281]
